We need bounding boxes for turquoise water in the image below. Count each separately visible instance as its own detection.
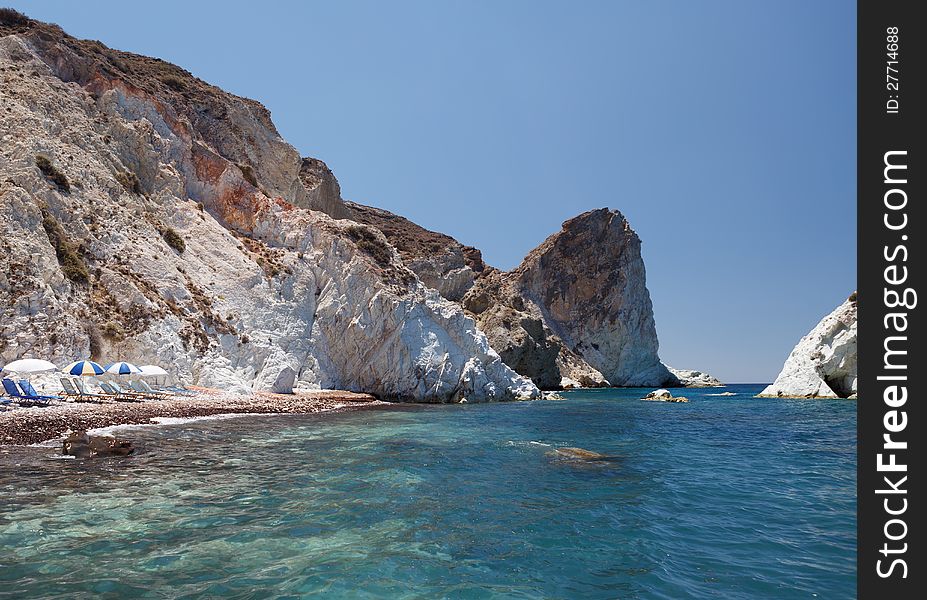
[0,385,856,599]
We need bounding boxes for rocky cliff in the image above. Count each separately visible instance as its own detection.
[0,10,709,398]
[345,201,485,302]
[461,209,677,388]
[759,294,857,399]
[0,11,537,402]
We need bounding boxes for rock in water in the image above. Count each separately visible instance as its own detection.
[642,389,689,402]
[667,367,723,387]
[63,431,134,458]
[462,209,677,388]
[547,447,609,461]
[759,294,857,399]
[0,14,537,403]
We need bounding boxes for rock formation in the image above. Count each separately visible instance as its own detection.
[62,430,134,457]
[345,201,485,302]
[759,294,857,399]
[461,209,676,388]
[0,12,537,402]
[0,10,708,399]
[667,367,723,387]
[641,389,689,402]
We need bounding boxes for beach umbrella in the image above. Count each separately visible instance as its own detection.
[1,358,58,374]
[105,361,142,375]
[138,365,168,377]
[139,364,169,386]
[62,360,105,376]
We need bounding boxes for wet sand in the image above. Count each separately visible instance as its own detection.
[0,387,386,446]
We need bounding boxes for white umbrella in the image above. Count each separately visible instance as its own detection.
[2,358,58,374]
[138,365,168,377]
[139,364,170,386]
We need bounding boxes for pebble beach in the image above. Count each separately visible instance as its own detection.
[0,387,384,446]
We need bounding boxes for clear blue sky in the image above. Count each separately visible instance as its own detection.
[9,0,856,383]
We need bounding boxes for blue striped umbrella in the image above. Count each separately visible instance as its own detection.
[62,360,105,376]
[105,362,142,375]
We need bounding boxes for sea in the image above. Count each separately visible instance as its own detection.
[0,385,856,599]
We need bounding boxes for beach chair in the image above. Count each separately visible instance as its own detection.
[1,378,51,406]
[130,379,172,399]
[59,377,85,401]
[155,383,198,396]
[100,381,145,402]
[72,377,108,402]
[18,380,61,401]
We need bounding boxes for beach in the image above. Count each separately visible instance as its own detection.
[0,387,384,446]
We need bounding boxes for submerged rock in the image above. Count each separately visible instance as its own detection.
[62,431,134,458]
[547,447,610,461]
[759,294,857,399]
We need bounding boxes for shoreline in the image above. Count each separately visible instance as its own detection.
[0,387,387,447]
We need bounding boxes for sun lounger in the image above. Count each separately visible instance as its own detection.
[1,378,51,407]
[71,377,109,402]
[18,380,61,401]
[109,381,158,400]
[58,377,88,401]
[98,381,145,402]
[129,379,172,398]
[155,384,197,396]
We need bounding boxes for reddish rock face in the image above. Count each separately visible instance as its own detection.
[463,209,675,389]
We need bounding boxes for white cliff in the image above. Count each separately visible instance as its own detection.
[759,295,857,399]
[0,19,537,402]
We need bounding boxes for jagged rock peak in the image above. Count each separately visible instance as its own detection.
[463,208,675,389]
[759,294,857,399]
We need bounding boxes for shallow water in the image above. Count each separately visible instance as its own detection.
[0,385,856,599]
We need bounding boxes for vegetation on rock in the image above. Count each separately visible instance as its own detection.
[40,209,89,284]
[345,225,392,266]
[162,227,185,253]
[35,154,70,193]
[115,169,142,194]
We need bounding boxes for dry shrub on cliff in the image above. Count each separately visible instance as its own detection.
[40,209,89,284]
[345,225,392,266]
[0,8,30,27]
[162,227,186,254]
[35,154,70,193]
[115,169,142,194]
[100,320,125,341]
[160,75,186,92]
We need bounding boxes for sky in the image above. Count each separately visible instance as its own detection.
[9,0,857,383]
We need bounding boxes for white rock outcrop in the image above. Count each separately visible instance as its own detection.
[0,22,538,403]
[668,367,723,387]
[759,295,857,399]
